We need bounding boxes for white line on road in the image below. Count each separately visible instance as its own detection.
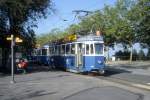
[147,83,150,85]
[132,83,150,90]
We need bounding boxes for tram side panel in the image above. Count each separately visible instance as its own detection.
[65,55,76,71]
[39,56,49,65]
[52,55,65,70]
[82,56,105,71]
[94,56,105,71]
[82,56,95,72]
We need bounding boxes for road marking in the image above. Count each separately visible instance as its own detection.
[132,84,150,90]
[146,83,150,85]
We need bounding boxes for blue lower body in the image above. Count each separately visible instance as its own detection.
[82,56,105,72]
[35,56,50,65]
[34,55,105,73]
[50,55,105,73]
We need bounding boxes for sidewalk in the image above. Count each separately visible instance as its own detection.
[106,61,150,67]
[106,61,150,76]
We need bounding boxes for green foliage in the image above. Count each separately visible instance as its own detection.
[147,49,150,60]
[66,24,80,34]
[138,49,146,60]
[0,0,55,56]
[0,0,54,70]
[135,0,150,46]
[66,0,138,47]
[0,0,54,49]
[36,28,68,46]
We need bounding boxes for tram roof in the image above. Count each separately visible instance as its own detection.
[40,34,104,48]
[76,34,103,42]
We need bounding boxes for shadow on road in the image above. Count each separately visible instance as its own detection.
[21,63,63,74]
[0,63,61,77]
[104,67,131,77]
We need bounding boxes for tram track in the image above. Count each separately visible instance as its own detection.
[86,73,150,92]
[99,76,150,91]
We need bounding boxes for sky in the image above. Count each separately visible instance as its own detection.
[34,0,117,35]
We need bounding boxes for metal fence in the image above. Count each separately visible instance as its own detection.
[108,56,150,61]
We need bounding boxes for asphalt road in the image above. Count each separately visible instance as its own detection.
[63,86,143,100]
[0,63,150,100]
[104,61,150,86]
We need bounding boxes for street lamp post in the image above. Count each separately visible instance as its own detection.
[10,34,15,84]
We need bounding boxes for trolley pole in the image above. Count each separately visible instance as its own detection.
[10,34,15,84]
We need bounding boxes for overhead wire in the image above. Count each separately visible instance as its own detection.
[50,0,107,30]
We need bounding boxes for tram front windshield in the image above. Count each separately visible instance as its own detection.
[95,43,103,54]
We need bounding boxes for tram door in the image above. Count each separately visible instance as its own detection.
[76,43,84,68]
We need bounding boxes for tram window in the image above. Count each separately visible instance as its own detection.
[50,47,54,54]
[42,49,47,55]
[86,44,89,54]
[66,44,70,54]
[71,44,75,54]
[58,46,61,54]
[33,49,37,56]
[49,47,52,54]
[61,45,65,54]
[90,44,94,54]
[56,46,60,54]
[95,43,103,54]
[52,46,56,54]
[37,50,41,55]
[78,43,82,53]
[81,44,85,54]
[54,46,56,54]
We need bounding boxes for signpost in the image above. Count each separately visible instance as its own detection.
[6,35,23,84]
[10,34,15,83]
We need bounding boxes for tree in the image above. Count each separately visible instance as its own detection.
[104,0,137,62]
[0,0,53,35]
[138,49,145,60]
[134,0,150,46]
[66,24,80,34]
[36,28,68,46]
[132,49,138,61]
[147,49,150,60]
[0,0,54,71]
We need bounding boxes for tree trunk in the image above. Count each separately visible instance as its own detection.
[107,46,110,62]
[129,44,133,63]
[2,48,11,73]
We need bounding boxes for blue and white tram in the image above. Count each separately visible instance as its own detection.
[48,34,105,74]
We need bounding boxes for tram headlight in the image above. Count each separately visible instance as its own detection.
[90,66,94,68]
[97,60,102,64]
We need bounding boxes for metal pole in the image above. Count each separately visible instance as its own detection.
[10,34,15,83]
